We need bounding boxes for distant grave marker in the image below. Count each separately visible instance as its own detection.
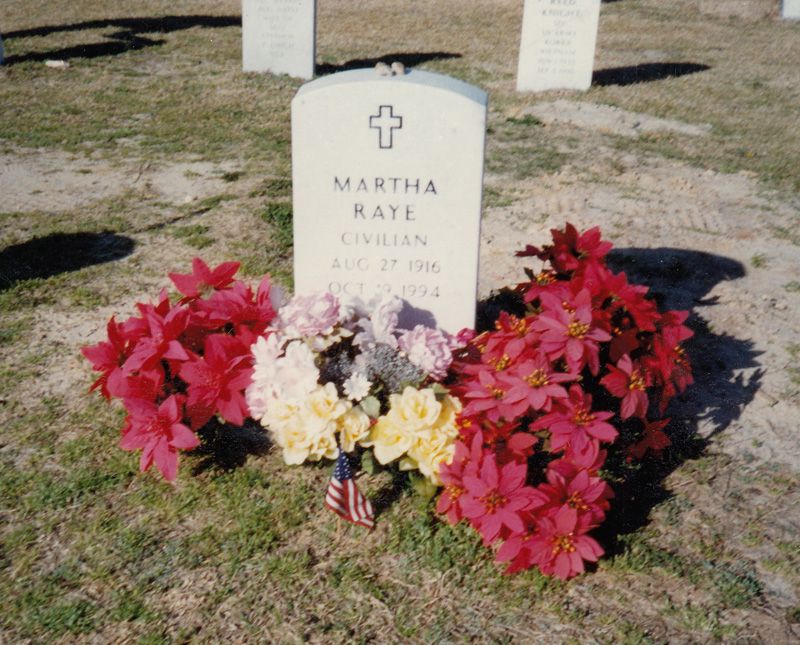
[517,0,601,92]
[242,0,316,79]
[291,68,488,333]
[784,0,800,18]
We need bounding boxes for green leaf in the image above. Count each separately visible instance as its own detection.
[361,450,378,475]
[359,395,380,419]
[409,471,438,500]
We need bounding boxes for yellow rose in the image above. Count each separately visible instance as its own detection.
[386,386,441,432]
[337,407,372,453]
[306,383,350,422]
[368,416,413,464]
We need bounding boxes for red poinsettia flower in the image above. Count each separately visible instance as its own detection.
[179,334,253,429]
[462,368,528,423]
[600,354,650,420]
[498,351,575,413]
[628,418,671,459]
[546,223,613,274]
[495,511,539,574]
[461,455,545,545]
[169,257,240,301]
[537,467,613,526]
[527,505,604,579]
[198,276,277,336]
[82,316,136,399]
[436,432,485,525]
[120,395,199,481]
[533,290,611,375]
[123,301,190,376]
[533,385,617,458]
[519,268,570,304]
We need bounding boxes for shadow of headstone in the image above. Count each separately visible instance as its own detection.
[3,15,239,65]
[592,62,710,87]
[0,231,135,290]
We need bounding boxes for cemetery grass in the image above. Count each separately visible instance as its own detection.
[1,0,800,641]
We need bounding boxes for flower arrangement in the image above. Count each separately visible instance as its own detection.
[435,223,693,579]
[82,223,693,581]
[246,291,465,486]
[82,259,279,480]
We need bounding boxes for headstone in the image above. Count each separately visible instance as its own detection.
[242,0,316,79]
[0,34,4,65]
[517,0,602,92]
[784,0,800,18]
[291,68,488,333]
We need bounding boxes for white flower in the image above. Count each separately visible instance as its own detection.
[343,372,372,401]
[353,294,403,349]
[275,340,319,401]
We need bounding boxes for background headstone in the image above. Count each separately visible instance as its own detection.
[242,0,316,79]
[784,0,800,18]
[517,0,602,92]
[291,69,487,333]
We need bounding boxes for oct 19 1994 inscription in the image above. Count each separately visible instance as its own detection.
[291,69,487,333]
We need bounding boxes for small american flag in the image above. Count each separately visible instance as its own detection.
[325,452,374,529]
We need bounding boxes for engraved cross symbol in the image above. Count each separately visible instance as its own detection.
[369,105,403,149]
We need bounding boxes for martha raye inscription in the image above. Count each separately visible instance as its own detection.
[291,68,488,333]
[517,0,601,92]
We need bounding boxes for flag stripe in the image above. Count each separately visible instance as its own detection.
[324,452,375,529]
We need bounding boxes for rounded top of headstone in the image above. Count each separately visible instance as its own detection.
[294,68,487,107]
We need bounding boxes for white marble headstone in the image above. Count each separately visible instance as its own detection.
[291,69,488,333]
[783,0,800,18]
[517,0,601,92]
[242,0,316,79]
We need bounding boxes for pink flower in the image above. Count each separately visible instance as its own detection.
[123,301,190,376]
[179,334,253,429]
[600,354,650,420]
[120,395,199,481]
[461,455,545,545]
[435,432,484,525]
[200,277,277,337]
[538,467,612,526]
[462,368,527,423]
[279,291,341,338]
[498,352,575,413]
[169,258,240,301]
[534,385,617,458]
[397,325,453,380]
[82,316,135,399]
[533,290,611,375]
[527,505,604,579]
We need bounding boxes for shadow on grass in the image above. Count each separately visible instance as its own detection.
[592,62,710,87]
[316,51,462,75]
[3,15,239,64]
[0,231,135,290]
[595,247,761,554]
[192,418,271,475]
